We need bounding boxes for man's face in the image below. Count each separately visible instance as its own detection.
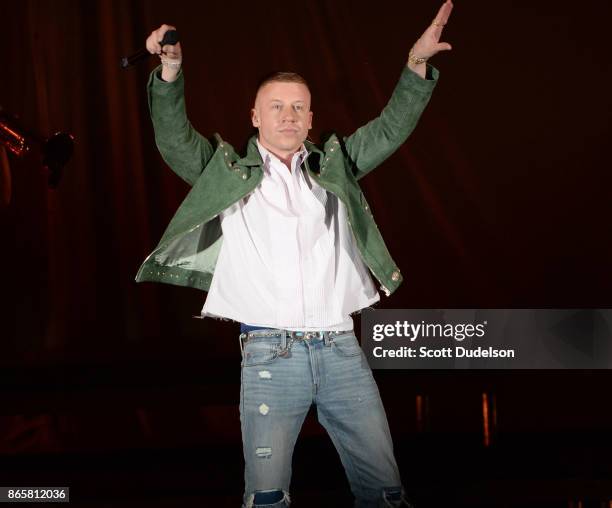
[251,81,313,157]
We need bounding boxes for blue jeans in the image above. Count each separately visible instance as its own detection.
[239,327,412,507]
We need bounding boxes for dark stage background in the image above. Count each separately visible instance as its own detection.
[1,1,612,507]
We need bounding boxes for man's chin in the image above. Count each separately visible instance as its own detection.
[273,139,305,152]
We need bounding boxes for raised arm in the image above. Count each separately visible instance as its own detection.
[145,25,214,186]
[344,1,453,181]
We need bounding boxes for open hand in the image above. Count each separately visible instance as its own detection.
[411,1,453,61]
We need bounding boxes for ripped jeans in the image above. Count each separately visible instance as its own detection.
[239,328,412,508]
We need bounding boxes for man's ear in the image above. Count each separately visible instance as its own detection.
[308,111,313,130]
[251,108,259,127]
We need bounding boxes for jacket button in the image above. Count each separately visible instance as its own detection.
[391,270,400,281]
[330,147,335,152]
[242,173,247,179]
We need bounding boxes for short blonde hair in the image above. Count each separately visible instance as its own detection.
[255,72,310,100]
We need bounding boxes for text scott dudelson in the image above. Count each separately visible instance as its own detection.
[372,346,516,358]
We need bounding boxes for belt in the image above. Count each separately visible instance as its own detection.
[240,329,352,340]
[238,328,353,357]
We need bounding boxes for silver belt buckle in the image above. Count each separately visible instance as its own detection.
[294,331,317,340]
[302,331,323,340]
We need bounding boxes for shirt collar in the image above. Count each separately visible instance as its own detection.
[256,138,309,171]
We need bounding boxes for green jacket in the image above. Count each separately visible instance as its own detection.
[135,64,439,296]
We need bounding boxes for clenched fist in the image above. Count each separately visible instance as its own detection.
[146,24,182,82]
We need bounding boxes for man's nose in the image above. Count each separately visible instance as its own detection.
[282,108,297,122]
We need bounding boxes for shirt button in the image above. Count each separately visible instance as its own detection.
[391,270,400,281]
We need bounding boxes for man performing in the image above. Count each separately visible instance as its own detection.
[137,2,453,506]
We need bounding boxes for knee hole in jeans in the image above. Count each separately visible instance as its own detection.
[244,488,291,507]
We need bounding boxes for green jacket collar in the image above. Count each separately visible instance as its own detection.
[235,135,324,167]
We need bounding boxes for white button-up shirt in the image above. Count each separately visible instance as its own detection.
[201,139,380,331]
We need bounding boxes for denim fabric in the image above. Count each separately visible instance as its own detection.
[239,328,411,507]
[241,323,264,333]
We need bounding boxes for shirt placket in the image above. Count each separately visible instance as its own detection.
[293,153,323,326]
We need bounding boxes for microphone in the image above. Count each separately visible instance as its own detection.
[120,30,180,69]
